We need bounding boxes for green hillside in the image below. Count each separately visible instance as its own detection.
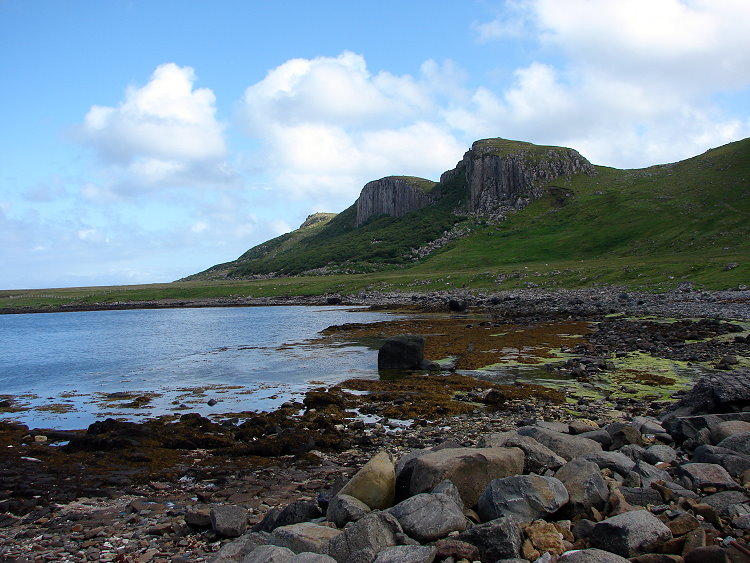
[187,138,750,290]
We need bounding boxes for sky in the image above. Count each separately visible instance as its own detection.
[1,0,749,290]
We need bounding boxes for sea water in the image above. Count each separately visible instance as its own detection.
[0,306,400,429]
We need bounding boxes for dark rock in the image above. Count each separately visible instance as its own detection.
[716,432,750,456]
[457,516,523,562]
[554,458,608,517]
[644,444,678,465]
[701,490,750,516]
[684,546,730,563]
[387,492,466,542]
[378,335,425,370]
[325,512,405,563]
[355,176,435,228]
[447,298,467,312]
[433,538,480,561]
[372,545,437,563]
[210,505,248,538]
[326,494,370,528]
[558,548,630,562]
[326,297,342,305]
[678,463,741,491]
[580,451,637,476]
[478,431,566,474]
[590,511,673,557]
[516,426,602,460]
[661,371,750,419]
[477,475,569,523]
[618,486,664,507]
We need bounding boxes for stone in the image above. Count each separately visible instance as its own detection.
[554,459,608,516]
[289,555,337,563]
[701,490,750,516]
[665,513,700,536]
[632,416,667,436]
[629,556,683,563]
[253,508,284,533]
[692,445,750,477]
[209,531,271,562]
[678,463,740,491]
[644,445,678,465]
[579,429,614,449]
[524,519,567,556]
[620,444,647,462]
[408,447,524,507]
[269,522,341,555]
[394,449,431,502]
[241,545,295,562]
[433,538,479,561]
[387,493,466,542]
[430,479,463,509]
[618,487,663,507]
[711,420,750,443]
[580,451,637,476]
[716,432,750,456]
[479,431,566,474]
[185,506,212,528]
[378,336,425,371]
[372,545,437,563]
[607,424,645,449]
[356,177,435,227]
[635,460,671,487]
[660,371,750,420]
[557,548,631,562]
[590,511,673,557]
[683,546,729,563]
[326,494,370,528]
[325,512,405,563]
[569,419,601,435]
[338,451,395,510]
[210,505,249,538]
[517,426,602,461]
[477,475,569,523]
[273,501,323,530]
[457,516,523,562]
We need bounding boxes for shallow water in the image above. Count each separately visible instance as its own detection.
[0,306,403,429]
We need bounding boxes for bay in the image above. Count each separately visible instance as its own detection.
[0,305,402,429]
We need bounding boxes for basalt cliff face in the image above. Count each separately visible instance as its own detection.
[355,176,437,227]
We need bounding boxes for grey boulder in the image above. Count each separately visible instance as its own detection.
[387,493,466,542]
[477,475,569,523]
[590,511,672,557]
[517,426,602,461]
[325,512,406,563]
[372,545,437,563]
[211,505,249,538]
[479,431,566,473]
[326,494,370,528]
[555,458,608,515]
[457,516,523,562]
[557,548,631,562]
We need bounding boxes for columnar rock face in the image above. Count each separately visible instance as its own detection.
[442,138,596,216]
[355,176,436,227]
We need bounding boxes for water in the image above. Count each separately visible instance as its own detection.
[0,306,402,429]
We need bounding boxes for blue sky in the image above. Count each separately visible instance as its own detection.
[2,0,749,290]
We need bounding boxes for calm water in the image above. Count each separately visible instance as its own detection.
[0,306,401,429]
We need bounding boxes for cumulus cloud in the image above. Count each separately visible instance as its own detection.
[80,63,233,190]
[239,52,466,203]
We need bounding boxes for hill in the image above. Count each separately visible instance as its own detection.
[184,137,750,290]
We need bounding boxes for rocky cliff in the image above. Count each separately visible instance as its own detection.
[355,176,437,227]
[442,138,596,216]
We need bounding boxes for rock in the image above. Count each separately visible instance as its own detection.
[433,538,480,561]
[579,429,614,449]
[620,444,647,462]
[289,554,337,563]
[660,371,750,419]
[254,507,285,533]
[569,420,601,435]
[477,475,569,523]
[378,336,425,371]
[701,490,750,516]
[606,424,645,449]
[457,516,523,562]
[338,451,395,510]
[270,522,341,555]
[210,505,248,538]
[517,426,602,460]
[408,447,524,507]
[554,459,608,516]
[325,512,405,563]
[387,492,466,542]
[629,556,683,563]
[479,432,566,474]
[395,449,432,502]
[692,445,750,477]
[678,463,741,491]
[580,451,637,476]
[241,545,295,562]
[326,297,342,305]
[665,513,700,536]
[644,445,678,465]
[716,432,750,456]
[273,501,323,530]
[208,531,271,562]
[430,479,464,509]
[326,494,370,528]
[447,298,467,312]
[711,420,750,443]
[372,545,437,563]
[632,416,667,436]
[618,487,663,507]
[590,511,673,557]
[524,519,567,556]
[185,506,212,528]
[683,546,730,563]
[634,460,671,487]
[355,176,435,228]
[558,548,631,562]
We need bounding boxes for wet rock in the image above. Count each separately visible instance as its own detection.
[554,458,608,516]
[517,426,602,460]
[590,511,673,557]
[326,494,370,528]
[269,522,341,555]
[325,512,404,563]
[408,446,524,507]
[372,545,436,563]
[338,451,395,510]
[387,492,466,542]
[378,336,425,370]
[210,505,248,538]
[477,475,569,523]
[457,516,523,562]
[479,431,566,474]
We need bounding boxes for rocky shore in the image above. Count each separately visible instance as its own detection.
[1,289,749,562]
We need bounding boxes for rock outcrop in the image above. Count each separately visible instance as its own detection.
[355,176,436,227]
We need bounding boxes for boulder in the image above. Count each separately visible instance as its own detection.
[378,336,425,370]
[634,460,671,487]
[523,519,568,557]
[433,539,480,561]
[269,522,341,554]
[517,426,602,460]
[372,545,437,563]
[408,447,524,507]
[580,451,637,476]
[678,462,741,491]
[430,480,464,509]
[325,512,405,563]
[578,429,613,449]
[557,548,631,562]
[210,505,248,538]
[388,493,466,542]
[338,451,395,510]
[716,432,750,456]
[711,420,750,443]
[606,424,645,450]
[644,444,677,465]
[208,531,271,562]
[477,475,569,523]
[326,494,370,528]
[479,431,566,474]
[590,511,673,557]
[289,555,337,563]
[457,516,523,562]
[554,458,608,516]
[692,445,750,477]
[701,490,750,516]
[660,370,750,419]
[618,487,663,507]
[241,545,295,562]
[264,501,322,532]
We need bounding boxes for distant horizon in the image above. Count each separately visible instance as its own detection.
[2,0,749,290]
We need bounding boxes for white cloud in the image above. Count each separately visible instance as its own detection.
[80,63,232,191]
